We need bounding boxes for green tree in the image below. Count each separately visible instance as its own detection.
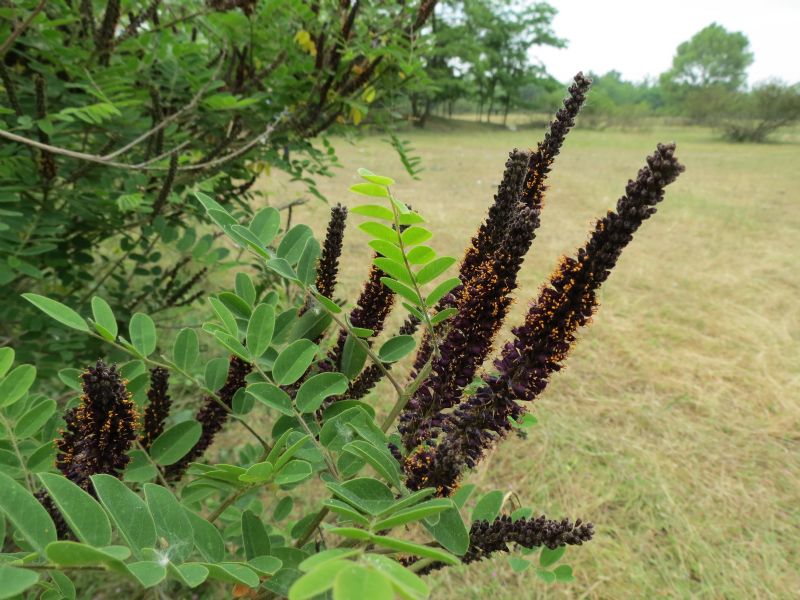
[0,0,436,368]
[409,0,563,125]
[661,23,753,93]
[720,81,800,142]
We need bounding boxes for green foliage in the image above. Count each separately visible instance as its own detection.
[408,0,563,125]
[719,82,800,142]
[0,0,435,373]
[0,167,586,598]
[661,22,754,92]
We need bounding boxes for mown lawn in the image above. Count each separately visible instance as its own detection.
[258,118,800,599]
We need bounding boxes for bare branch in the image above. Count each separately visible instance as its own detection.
[0,0,46,59]
[101,50,226,159]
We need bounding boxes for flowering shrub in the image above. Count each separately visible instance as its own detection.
[0,74,684,599]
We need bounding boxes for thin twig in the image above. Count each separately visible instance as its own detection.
[0,119,281,172]
[101,51,226,160]
[0,0,46,59]
[134,440,171,489]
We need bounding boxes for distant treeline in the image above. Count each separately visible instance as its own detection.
[406,4,800,142]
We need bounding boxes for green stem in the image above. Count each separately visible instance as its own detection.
[134,440,170,489]
[251,362,339,479]
[386,188,437,345]
[294,506,329,548]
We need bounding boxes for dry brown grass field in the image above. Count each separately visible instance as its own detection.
[256,119,800,599]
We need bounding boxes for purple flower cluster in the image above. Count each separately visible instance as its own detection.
[399,73,592,450]
[165,355,252,480]
[328,260,395,369]
[139,366,171,451]
[314,203,348,301]
[54,360,139,489]
[405,142,685,495]
[38,360,138,537]
[409,514,594,575]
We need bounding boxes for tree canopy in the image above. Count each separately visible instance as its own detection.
[660,23,754,92]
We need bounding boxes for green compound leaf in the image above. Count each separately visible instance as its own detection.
[248,382,294,416]
[0,565,39,598]
[184,508,225,562]
[277,224,314,264]
[351,204,395,220]
[508,556,530,573]
[379,277,420,305]
[266,258,300,282]
[0,347,13,378]
[368,239,404,264]
[356,168,396,186]
[425,277,461,306]
[247,303,276,358]
[250,206,281,246]
[342,440,402,488]
[241,509,270,560]
[334,564,394,600]
[471,490,504,523]
[374,257,414,286]
[350,182,390,198]
[371,499,453,531]
[340,334,367,381]
[22,293,88,332]
[415,256,456,285]
[359,221,399,244]
[44,541,128,574]
[275,460,313,486]
[371,535,460,566]
[91,474,156,557]
[539,545,566,568]
[406,245,435,264]
[37,473,112,547]
[422,505,469,556]
[91,296,118,340]
[297,237,321,285]
[128,561,167,588]
[400,226,432,246]
[0,472,56,555]
[149,420,202,466]
[289,558,350,600]
[272,339,318,386]
[295,372,349,413]
[173,328,199,371]
[327,478,395,516]
[377,335,416,363]
[129,312,157,357]
[169,562,210,588]
[362,554,429,600]
[0,364,36,408]
[144,484,194,562]
[553,564,575,582]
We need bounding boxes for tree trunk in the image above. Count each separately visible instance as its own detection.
[486,79,497,123]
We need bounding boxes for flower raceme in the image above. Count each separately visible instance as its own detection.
[315,203,348,301]
[165,355,252,480]
[400,72,592,450]
[409,515,595,575]
[37,360,138,536]
[404,142,685,495]
[55,360,138,490]
[13,72,689,597]
[139,367,171,451]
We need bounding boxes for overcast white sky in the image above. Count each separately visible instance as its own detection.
[531,0,800,85]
